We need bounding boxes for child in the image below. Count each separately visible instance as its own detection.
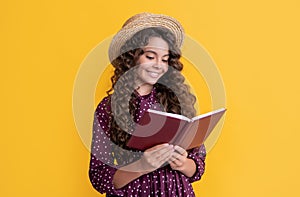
[89,13,206,197]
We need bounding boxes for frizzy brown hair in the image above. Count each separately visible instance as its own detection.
[106,27,196,164]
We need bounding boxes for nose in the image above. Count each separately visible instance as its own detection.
[153,63,161,69]
[153,59,164,69]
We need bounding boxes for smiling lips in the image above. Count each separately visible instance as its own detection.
[147,70,161,78]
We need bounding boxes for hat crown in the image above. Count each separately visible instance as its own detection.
[109,13,184,62]
[122,12,153,28]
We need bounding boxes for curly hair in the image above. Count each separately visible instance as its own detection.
[105,27,196,165]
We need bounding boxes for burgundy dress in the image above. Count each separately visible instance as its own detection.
[89,87,206,197]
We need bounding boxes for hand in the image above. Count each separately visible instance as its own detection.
[168,145,188,171]
[139,143,174,174]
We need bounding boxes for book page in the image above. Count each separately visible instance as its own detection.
[174,108,226,150]
[147,109,191,122]
[191,108,226,122]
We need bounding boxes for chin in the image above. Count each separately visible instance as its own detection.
[139,74,164,86]
[147,78,161,85]
[144,81,157,86]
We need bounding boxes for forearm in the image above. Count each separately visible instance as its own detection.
[179,158,197,177]
[112,159,147,189]
[113,144,174,189]
[186,145,206,182]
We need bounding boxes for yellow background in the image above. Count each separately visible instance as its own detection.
[1,0,300,196]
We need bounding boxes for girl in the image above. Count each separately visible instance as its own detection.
[89,13,206,197]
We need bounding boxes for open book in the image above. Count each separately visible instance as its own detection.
[126,108,226,151]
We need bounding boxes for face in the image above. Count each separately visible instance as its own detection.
[135,37,169,94]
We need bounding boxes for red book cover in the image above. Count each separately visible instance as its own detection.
[126,108,227,151]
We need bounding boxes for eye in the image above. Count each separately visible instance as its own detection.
[162,59,168,63]
[146,55,155,60]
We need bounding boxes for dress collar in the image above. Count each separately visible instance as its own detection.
[133,86,156,100]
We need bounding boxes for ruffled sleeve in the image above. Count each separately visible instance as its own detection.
[88,97,126,195]
[186,144,206,183]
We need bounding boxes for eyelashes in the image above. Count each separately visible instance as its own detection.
[146,55,154,60]
[146,55,169,63]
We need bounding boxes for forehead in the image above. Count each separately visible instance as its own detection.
[143,37,169,53]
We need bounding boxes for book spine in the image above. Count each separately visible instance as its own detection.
[171,123,193,149]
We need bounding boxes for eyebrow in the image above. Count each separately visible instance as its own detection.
[144,50,169,57]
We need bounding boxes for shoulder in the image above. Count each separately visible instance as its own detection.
[95,96,112,118]
[93,96,112,134]
[96,95,111,110]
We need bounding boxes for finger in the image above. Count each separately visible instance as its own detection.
[150,144,174,157]
[144,145,173,166]
[170,151,185,162]
[169,161,177,169]
[174,145,187,156]
[168,157,177,165]
[170,156,183,166]
[155,146,174,164]
[145,143,170,153]
[169,155,177,162]
[143,145,173,167]
[169,153,186,166]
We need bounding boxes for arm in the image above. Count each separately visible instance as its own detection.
[168,145,196,177]
[89,112,124,195]
[89,97,175,192]
[113,143,174,189]
[88,97,126,195]
[169,144,206,182]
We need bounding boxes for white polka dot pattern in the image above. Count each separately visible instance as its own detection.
[88,88,206,196]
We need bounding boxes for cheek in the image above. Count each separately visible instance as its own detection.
[136,56,148,65]
[136,65,146,76]
[163,65,169,73]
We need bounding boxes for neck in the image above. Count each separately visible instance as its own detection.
[136,84,153,96]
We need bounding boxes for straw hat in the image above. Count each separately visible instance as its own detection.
[108,12,185,62]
